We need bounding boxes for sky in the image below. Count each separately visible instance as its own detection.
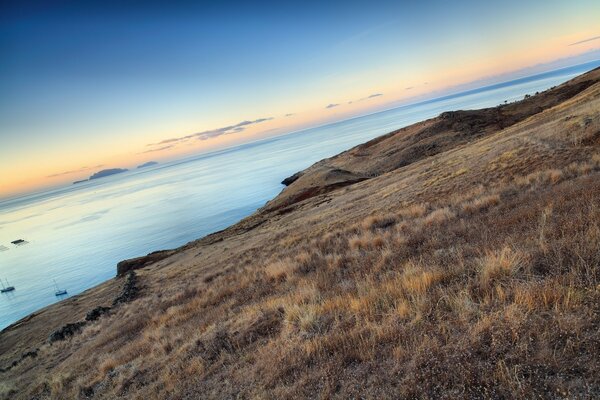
[1,0,600,198]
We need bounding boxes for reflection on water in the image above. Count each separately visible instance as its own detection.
[0,61,598,329]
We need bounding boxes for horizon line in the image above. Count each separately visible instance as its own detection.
[2,58,599,204]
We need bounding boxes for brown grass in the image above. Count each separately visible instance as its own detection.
[461,194,501,215]
[424,207,455,225]
[478,246,524,289]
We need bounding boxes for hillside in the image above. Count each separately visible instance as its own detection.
[1,67,599,399]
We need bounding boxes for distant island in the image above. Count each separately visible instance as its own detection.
[89,168,128,180]
[137,161,158,169]
[72,168,128,184]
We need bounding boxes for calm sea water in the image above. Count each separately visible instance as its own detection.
[1,61,598,329]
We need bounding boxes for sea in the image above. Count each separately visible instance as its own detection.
[1,60,598,330]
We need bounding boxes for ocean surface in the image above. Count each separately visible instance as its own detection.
[1,61,598,330]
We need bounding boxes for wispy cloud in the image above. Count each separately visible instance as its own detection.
[284,113,295,117]
[569,35,600,46]
[405,86,414,90]
[146,117,274,149]
[357,93,384,102]
[46,164,104,178]
[328,92,383,109]
[140,145,174,154]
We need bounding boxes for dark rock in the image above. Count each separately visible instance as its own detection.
[85,306,111,321]
[116,250,174,276]
[81,386,94,397]
[48,321,87,343]
[21,349,38,359]
[281,171,303,186]
[113,271,138,305]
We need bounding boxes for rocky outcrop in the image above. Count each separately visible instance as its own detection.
[281,171,304,186]
[264,166,369,212]
[116,250,175,276]
[46,272,138,345]
[0,349,38,373]
[85,306,111,322]
[48,322,86,343]
[113,271,138,305]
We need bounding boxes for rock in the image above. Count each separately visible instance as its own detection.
[85,306,111,321]
[21,350,38,359]
[48,321,87,343]
[113,271,138,305]
[116,250,174,277]
[281,171,303,186]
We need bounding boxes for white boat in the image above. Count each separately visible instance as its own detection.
[53,279,67,296]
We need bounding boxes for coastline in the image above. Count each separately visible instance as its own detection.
[3,65,600,339]
[1,66,600,398]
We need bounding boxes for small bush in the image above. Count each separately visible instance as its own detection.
[424,207,455,226]
[478,247,524,289]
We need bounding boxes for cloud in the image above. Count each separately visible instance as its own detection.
[140,145,174,154]
[149,137,182,145]
[357,93,384,102]
[284,113,295,117]
[46,164,104,178]
[328,93,383,109]
[569,35,600,46]
[405,86,414,90]
[147,117,274,148]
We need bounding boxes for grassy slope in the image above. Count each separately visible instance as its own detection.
[1,68,600,399]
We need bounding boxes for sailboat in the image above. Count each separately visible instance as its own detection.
[53,279,67,296]
[1,278,15,293]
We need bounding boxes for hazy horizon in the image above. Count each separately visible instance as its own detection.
[1,55,600,203]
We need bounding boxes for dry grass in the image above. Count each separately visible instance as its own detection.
[397,203,427,219]
[461,194,501,215]
[424,207,456,226]
[265,260,294,281]
[477,246,524,289]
